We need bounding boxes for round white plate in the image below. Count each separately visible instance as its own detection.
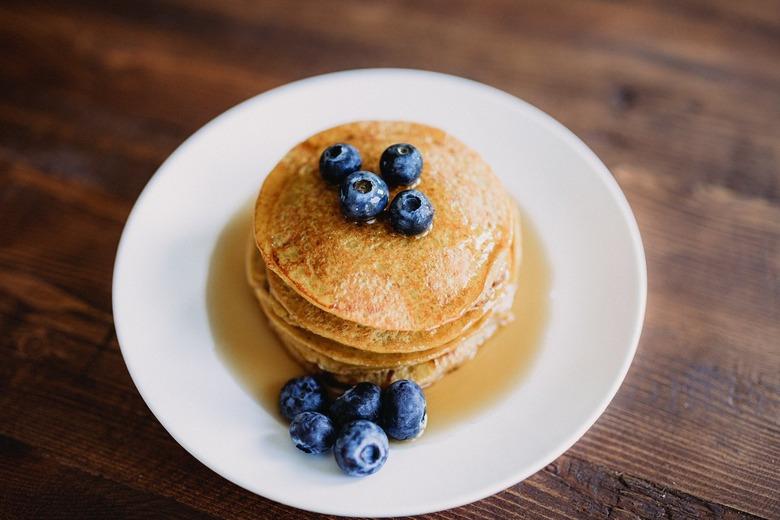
[113,69,646,517]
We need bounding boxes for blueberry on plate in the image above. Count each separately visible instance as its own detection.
[339,171,389,222]
[388,190,434,236]
[381,379,427,440]
[380,143,423,186]
[330,382,382,426]
[279,376,327,421]
[289,411,337,454]
[333,420,389,477]
[319,143,362,185]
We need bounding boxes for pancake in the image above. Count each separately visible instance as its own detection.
[265,258,504,353]
[254,121,514,331]
[263,211,516,353]
[246,224,521,388]
[246,215,519,368]
[269,300,508,388]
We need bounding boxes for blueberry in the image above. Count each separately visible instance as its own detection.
[388,190,434,236]
[380,143,423,186]
[333,420,389,476]
[279,376,327,421]
[381,379,427,440]
[289,412,337,454]
[319,143,362,184]
[339,171,389,222]
[330,382,382,426]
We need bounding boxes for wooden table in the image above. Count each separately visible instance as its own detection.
[1,1,778,518]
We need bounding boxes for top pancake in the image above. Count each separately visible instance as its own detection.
[254,121,514,331]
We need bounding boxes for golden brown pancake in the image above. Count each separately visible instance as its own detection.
[267,266,486,352]
[246,214,519,368]
[246,218,521,388]
[254,121,514,331]
[263,216,515,353]
[268,307,506,388]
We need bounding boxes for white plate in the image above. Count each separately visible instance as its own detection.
[113,69,646,517]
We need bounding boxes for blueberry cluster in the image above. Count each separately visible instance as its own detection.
[319,143,435,236]
[279,376,427,476]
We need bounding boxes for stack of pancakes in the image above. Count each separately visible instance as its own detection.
[247,121,520,388]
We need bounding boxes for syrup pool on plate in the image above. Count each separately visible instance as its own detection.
[207,200,300,424]
[208,202,550,432]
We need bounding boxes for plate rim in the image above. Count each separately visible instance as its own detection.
[112,68,647,517]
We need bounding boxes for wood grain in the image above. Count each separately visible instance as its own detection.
[1,0,778,518]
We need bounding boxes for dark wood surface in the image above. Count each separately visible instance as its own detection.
[1,1,778,518]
